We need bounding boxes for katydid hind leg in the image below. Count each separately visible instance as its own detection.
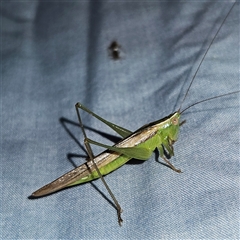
[75,103,123,225]
[86,137,153,160]
[75,102,132,138]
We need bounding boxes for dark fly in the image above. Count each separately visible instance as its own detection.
[108,41,121,60]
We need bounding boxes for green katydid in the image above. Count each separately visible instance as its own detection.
[30,2,239,226]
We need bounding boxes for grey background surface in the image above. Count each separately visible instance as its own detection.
[1,1,239,239]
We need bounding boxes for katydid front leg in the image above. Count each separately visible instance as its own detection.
[157,143,182,173]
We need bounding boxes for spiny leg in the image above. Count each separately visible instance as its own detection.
[157,145,182,173]
[75,102,132,138]
[75,103,123,226]
[162,155,182,173]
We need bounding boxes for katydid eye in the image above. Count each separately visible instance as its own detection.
[171,117,178,125]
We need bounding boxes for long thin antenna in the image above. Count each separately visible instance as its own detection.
[180,91,240,114]
[178,2,236,111]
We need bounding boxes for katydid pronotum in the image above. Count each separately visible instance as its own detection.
[31,2,239,226]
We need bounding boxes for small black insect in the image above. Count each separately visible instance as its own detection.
[108,41,121,60]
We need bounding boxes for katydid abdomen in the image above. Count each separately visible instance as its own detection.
[69,154,132,186]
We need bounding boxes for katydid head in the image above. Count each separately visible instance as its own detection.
[168,112,181,142]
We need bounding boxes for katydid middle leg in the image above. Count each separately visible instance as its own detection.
[75,103,123,226]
